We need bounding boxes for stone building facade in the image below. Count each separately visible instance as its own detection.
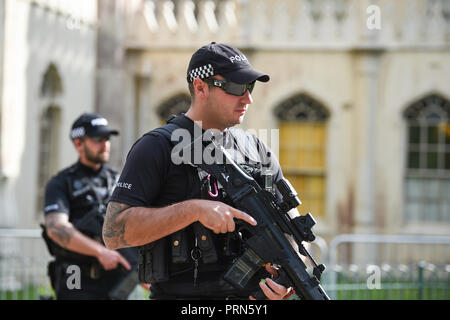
[0,0,449,243]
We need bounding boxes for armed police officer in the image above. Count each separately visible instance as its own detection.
[42,113,139,300]
[103,43,292,299]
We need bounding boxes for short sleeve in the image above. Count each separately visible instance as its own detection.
[44,176,70,215]
[109,133,171,207]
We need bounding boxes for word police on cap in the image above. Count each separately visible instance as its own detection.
[229,54,248,63]
[91,118,108,126]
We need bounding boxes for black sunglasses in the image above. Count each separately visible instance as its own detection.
[90,136,110,143]
[203,78,255,96]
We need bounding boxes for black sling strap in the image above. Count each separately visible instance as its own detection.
[151,115,219,265]
[151,114,197,143]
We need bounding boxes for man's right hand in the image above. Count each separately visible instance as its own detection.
[104,199,258,250]
[96,247,131,271]
[194,199,257,234]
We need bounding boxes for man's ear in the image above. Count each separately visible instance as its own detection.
[72,138,83,149]
[193,78,208,99]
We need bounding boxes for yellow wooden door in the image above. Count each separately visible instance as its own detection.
[279,122,326,218]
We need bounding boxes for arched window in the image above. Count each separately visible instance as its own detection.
[157,93,190,123]
[40,63,63,98]
[37,106,62,213]
[274,93,330,219]
[37,63,63,213]
[403,94,450,223]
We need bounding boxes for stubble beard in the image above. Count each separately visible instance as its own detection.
[84,145,109,164]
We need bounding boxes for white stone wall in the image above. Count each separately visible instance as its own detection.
[0,0,97,227]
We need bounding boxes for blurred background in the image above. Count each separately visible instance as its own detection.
[0,0,449,300]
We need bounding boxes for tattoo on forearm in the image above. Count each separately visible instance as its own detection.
[46,215,75,248]
[103,201,131,248]
[52,225,75,248]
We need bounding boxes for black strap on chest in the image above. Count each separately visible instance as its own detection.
[65,165,116,239]
[150,115,219,265]
[88,168,115,211]
[150,115,193,142]
[66,165,116,206]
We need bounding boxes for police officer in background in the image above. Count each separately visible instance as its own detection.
[42,113,139,300]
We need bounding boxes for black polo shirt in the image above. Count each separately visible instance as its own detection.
[44,162,116,221]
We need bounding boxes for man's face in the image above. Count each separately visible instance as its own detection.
[80,136,111,164]
[205,75,254,130]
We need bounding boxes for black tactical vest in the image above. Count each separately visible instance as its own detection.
[42,162,117,264]
[137,115,271,297]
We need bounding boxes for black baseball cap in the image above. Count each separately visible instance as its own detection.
[187,42,270,84]
[70,113,119,140]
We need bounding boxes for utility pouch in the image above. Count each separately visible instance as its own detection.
[171,230,190,264]
[41,224,56,256]
[138,238,169,284]
[192,222,218,264]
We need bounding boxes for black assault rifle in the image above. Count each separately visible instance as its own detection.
[179,136,330,300]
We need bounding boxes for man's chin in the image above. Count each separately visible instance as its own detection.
[99,152,110,162]
[99,156,109,164]
[87,155,109,164]
[234,116,245,126]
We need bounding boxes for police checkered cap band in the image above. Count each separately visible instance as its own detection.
[70,127,86,139]
[188,64,214,82]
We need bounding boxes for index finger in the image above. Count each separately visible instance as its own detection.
[117,253,131,270]
[265,278,287,296]
[231,208,257,226]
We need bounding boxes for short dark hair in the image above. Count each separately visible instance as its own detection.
[188,78,214,102]
[188,82,195,101]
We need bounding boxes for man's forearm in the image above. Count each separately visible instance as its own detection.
[46,217,105,258]
[103,200,199,250]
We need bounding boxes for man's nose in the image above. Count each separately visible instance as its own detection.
[241,90,253,104]
[100,140,110,149]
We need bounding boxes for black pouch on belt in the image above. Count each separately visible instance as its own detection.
[171,230,190,264]
[138,238,169,283]
[193,222,218,264]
